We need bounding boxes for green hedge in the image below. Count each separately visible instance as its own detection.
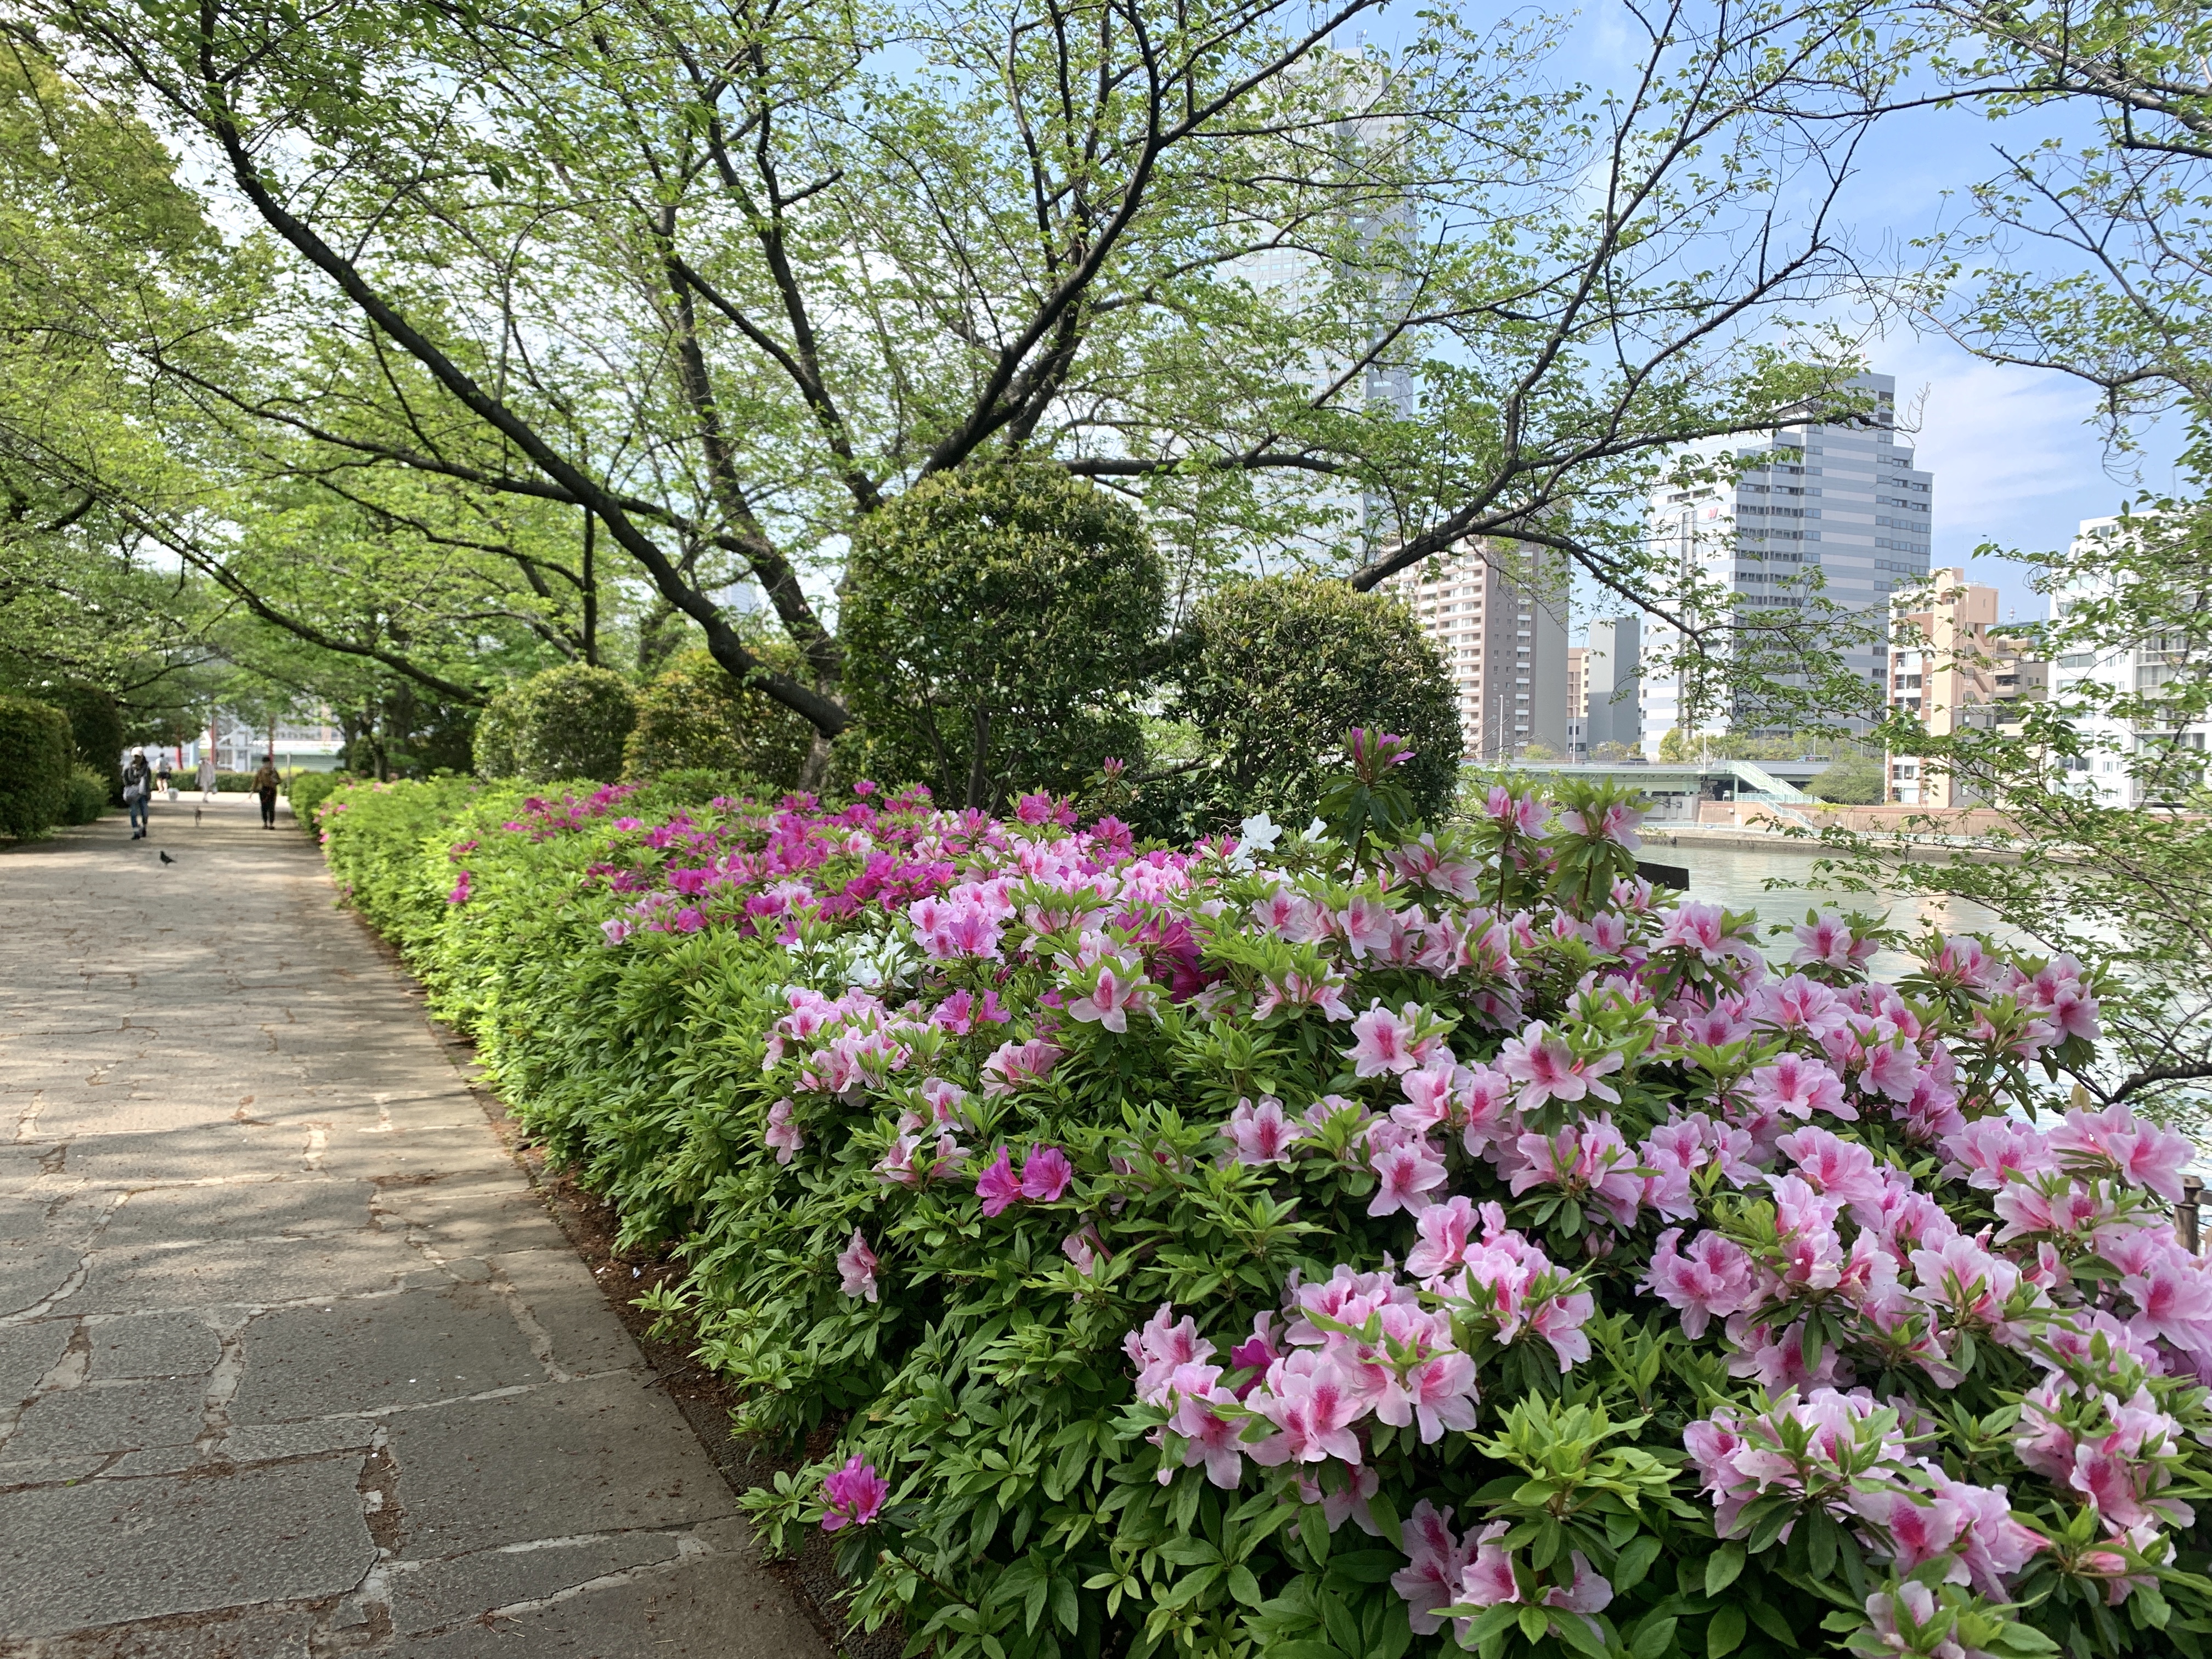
[0,696,75,838]
[62,766,109,823]
[287,768,356,828]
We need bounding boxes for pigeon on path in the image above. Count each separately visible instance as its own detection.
[159,850,176,865]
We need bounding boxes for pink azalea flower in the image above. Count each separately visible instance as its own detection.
[2052,1103,2195,1203]
[1790,910,1877,974]
[1020,1144,1075,1202]
[1776,1125,1888,1208]
[1368,1138,1449,1218]
[1226,1096,1307,1165]
[820,1454,888,1531]
[1540,1552,1613,1630]
[836,1228,879,1301]
[1495,1022,1623,1111]
[1655,901,1762,969]
[765,1099,803,1165]
[1391,1502,1477,1635]
[1346,1002,1440,1077]
[1246,1351,1367,1465]
[1126,1302,1216,1401]
[1748,1052,1848,1121]
[980,1037,1062,1096]
[1062,1222,1107,1273]
[1457,1522,1520,1606]
[1640,1228,1757,1339]
[975,1147,1023,1217]
[1942,1116,2058,1190]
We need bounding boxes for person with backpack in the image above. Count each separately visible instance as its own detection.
[252,757,281,829]
[122,749,154,839]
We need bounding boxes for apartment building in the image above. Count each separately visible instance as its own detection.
[1885,569,2047,805]
[1383,543,1570,760]
[2048,516,2211,806]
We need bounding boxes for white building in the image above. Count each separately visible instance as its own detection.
[1381,542,1570,760]
[1637,373,1933,754]
[2049,516,2210,805]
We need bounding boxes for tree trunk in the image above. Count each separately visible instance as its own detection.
[964,705,992,811]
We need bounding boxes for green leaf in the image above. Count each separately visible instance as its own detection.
[1709,1604,1747,1659]
[1746,1600,1798,1649]
[1706,1542,1746,1597]
[1614,1535,1663,1594]
[1300,1504,1331,1566]
[1518,1606,1551,1644]
[1321,1590,1364,1653]
[1632,1617,1681,1659]
[1808,1509,1838,1581]
[1228,1565,1262,1607]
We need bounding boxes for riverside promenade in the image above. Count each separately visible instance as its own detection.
[0,794,824,1658]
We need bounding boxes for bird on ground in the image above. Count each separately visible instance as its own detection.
[159,850,176,865]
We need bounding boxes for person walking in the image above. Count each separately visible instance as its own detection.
[252,756,281,829]
[198,753,217,801]
[156,754,174,799]
[122,749,154,840]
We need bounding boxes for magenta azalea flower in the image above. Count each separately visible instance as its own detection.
[820,1454,888,1531]
[974,1147,1022,1217]
[1019,1144,1074,1202]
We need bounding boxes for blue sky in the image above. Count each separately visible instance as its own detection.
[1367,0,2197,625]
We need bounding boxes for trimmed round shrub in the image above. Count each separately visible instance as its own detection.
[472,685,524,778]
[624,647,812,788]
[61,765,109,823]
[1163,573,1462,831]
[0,696,74,837]
[842,464,1164,809]
[507,664,636,784]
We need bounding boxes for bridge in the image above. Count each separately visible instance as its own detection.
[1478,760,1822,825]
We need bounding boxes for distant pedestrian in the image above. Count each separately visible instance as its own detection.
[156,755,173,798]
[198,755,217,801]
[122,749,153,840]
[253,758,281,829]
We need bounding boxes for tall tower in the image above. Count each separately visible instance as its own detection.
[1639,373,1932,752]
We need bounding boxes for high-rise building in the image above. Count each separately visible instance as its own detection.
[1884,569,2046,805]
[2047,517,2210,806]
[1582,617,1644,760]
[1383,543,1570,760]
[1565,646,1589,761]
[1638,373,1932,753]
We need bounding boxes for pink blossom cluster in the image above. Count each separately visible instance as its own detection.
[1684,1387,2046,1598]
[1124,1206,1593,1507]
[1392,1501,1613,1640]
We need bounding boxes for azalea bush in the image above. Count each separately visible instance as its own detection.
[312,749,2212,1659]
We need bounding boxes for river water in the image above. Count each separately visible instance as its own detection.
[1643,838,2014,981]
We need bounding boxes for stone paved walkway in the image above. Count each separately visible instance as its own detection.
[0,793,826,1659]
